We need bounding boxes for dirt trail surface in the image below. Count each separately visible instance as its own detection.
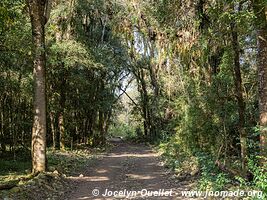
[62,140,196,200]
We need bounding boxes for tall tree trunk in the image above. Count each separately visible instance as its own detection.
[231,21,247,174]
[253,0,267,165]
[28,0,51,174]
[59,68,66,151]
[0,95,5,152]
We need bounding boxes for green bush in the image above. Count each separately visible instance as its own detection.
[248,157,267,199]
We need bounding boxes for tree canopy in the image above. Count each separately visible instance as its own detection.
[0,0,266,197]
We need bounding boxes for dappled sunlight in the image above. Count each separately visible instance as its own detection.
[87,176,110,181]
[126,173,155,180]
[69,176,110,181]
[61,141,181,200]
[107,153,156,158]
[96,169,107,173]
[2,0,265,198]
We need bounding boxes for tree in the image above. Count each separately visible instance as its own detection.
[27,0,51,174]
[231,19,247,174]
[252,0,267,165]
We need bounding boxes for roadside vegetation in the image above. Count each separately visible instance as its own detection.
[0,0,266,199]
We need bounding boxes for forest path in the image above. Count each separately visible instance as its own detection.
[61,140,196,200]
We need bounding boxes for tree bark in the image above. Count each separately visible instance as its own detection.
[253,0,267,165]
[28,0,50,174]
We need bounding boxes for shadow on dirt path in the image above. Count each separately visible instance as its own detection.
[61,140,196,200]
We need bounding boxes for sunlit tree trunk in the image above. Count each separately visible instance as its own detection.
[253,0,267,165]
[28,0,51,174]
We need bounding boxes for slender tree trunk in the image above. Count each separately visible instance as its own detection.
[98,110,105,145]
[0,96,5,152]
[139,69,152,138]
[28,0,51,174]
[87,112,93,139]
[49,112,56,151]
[104,111,111,135]
[59,70,66,151]
[59,112,65,150]
[253,0,267,165]
[231,22,247,174]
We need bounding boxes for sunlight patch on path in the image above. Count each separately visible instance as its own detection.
[68,176,110,181]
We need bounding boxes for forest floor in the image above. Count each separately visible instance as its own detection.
[60,139,197,200]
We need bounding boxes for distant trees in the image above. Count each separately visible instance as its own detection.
[0,0,32,156]
[45,0,128,147]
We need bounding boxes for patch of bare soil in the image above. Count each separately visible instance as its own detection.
[61,141,197,200]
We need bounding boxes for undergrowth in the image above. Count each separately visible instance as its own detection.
[157,138,267,199]
[0,145,106,185]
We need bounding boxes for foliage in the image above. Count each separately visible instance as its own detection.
[248,157,267,198]
[158,139,231,191]
[0,0,266,196]
[108,123,136,140]
[197,153,231,191]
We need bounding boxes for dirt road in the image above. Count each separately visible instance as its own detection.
[62,141,195,200]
